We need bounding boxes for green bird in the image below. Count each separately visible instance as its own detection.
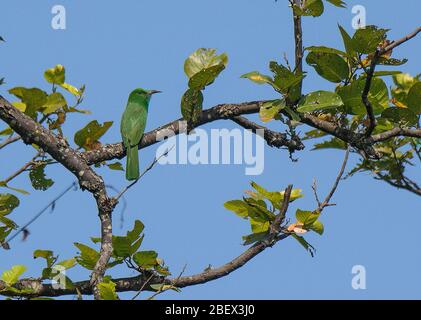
[120,88,161,181]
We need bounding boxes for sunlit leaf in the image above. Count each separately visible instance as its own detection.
[44,65,65,85]
[293,0,324,17]
[184,48,228,79]
[133,251,158,269]
[297,91,343,113]
[74,243,100,270]
[352,26,388,54]
[0,193,20,216]
[224,200,249,218]
[42,92,67,114]
[259,100,285,122]
[1,265,26,286]
[74,120,113,151]
[337,77,389,115]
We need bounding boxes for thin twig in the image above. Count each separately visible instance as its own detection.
[318,147,350,212]
[131,273,155,300]
[312,178,322,207]
[5,182,78,244]
[115,147,173,201]
[2,151,41,184]
[0,135,20,150]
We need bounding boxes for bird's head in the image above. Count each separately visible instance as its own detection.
[130,88,161,102]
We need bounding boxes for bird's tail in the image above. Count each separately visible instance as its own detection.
[126,145,139,181]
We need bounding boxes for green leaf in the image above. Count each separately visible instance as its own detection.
[60,83,82,97]
[184,48,228,79]
[381,108,418,126]
[242,231,270,246]
[280,189,304,202]
[377,57,408,66]
[107,162,124,171]
[352,26,388,54]
[296,209,320,228]
[337,77,389,115]
[0,193,20,216]
[269,62,305,98]
[127,220,145,243]
[407,82,421,114]
[241,71,276,87]
[8,87,48,118]
[56,258,77,270]
[0,226,12,242]
[393,73,419,91]
[29,164,54,191]
[0,127,13,136]
[313,137,347,150]
[338,25,356,58]
[112,236,132,258]
[154,265,171,277]
[74,243,100,270]
[371,71,402,77]
[310,220,324,235]
[244,198,275,222]
[259,100,285,122]
[33,250,55,267]
[130,236,144,255]
[74,120,113,151]
[303,129,328,140]
[98,279,118,300]
[306,52,349,83]
[291,234,316,257]
[133,251,158,269]
[250,219,270,234]
[44,65,65,85]
[181,89,203,125]
[325,0,346,8]
[224,200,249,218]
[293,0,324,17]
[188,64,225,90]
[0,215,17,229]
[305,46,347,57]
[42,92,67,114]
[297,91,343,113]
[1,265,26,286]
[150,283,180,293]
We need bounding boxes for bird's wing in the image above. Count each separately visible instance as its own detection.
[120,101,148,148]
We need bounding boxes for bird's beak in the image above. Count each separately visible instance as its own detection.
[149,90,162,95]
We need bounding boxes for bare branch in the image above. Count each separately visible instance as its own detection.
[318,147,350,212]
[0,135,20,150]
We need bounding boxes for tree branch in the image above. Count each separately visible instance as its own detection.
[0,96,115,299]
[231,116,304,151]
[0,187,294,298]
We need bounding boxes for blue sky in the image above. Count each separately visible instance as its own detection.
[0,0,420,299]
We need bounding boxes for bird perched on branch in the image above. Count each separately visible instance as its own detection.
[120,88,161,181]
